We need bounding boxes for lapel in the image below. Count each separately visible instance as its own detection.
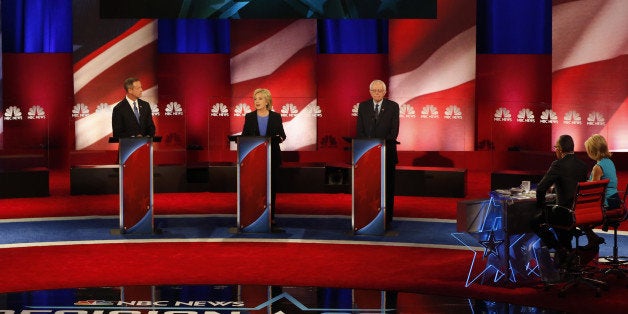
[378,99,387,117]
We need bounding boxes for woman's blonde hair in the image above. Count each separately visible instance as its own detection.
[253,88,272,110]
[584,134,612,160]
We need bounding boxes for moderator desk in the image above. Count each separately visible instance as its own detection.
[456,190,557,285]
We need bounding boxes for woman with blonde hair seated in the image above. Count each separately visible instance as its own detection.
[581,134,621,249]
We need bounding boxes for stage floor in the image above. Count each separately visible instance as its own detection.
[0,284,562,313]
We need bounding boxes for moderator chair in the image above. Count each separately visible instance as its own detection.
[599,183,628,278]
[551,179,610,297]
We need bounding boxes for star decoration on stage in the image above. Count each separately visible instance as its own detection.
[479,230,504,258]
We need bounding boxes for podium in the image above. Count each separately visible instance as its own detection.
[352,138,386,235]
[113,137,158,234]
[237,136,272,233]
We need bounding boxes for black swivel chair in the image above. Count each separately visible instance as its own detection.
[551,179,610,297]
[599,183,628,278]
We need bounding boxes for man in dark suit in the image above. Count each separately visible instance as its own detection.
[356,79,400,230]
[531,134,588,265]
[112,77,155,139]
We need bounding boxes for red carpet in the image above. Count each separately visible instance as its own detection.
[1,169,487,220]
[2,169,628,312]
[2,242,628,312]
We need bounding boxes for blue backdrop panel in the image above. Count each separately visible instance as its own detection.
[1,0,72,53]
[477,0,551,54]
[317,19,388,54]
[157,19,231,53]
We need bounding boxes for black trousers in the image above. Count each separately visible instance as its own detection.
[270,164,279,223]
[385,162,396,227]
[530,205,574,250]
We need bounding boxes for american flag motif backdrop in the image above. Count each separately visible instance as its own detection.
[475,0,553,153]
[317,19,388,163]
[72,16,161,151]
[551,0,628,151]
[229,19,318,151]
[388,0,477,151]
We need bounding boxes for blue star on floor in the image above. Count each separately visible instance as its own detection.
[480,230,504,258]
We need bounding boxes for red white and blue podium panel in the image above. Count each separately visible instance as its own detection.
[119,137,153,234]
[237,136,271,233]
[352,138,386,235]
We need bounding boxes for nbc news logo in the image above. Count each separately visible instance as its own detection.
[563,110,582,125]
[444,105,462,120]
[493,107,512,122]
[27,105,46,119]
[307,104,322,117]
[400,104,416,118]
[281,103,299,117]
[165,102,183,116]
[586,111,605,126]
[4,106,23,120]
[151,103,160,116]
[234,103,252,117]
[351,103,359,117]
[540,109,558,124]
[517,108,535,123]
[211,103,229,117]
[420,104,438,119]
[72,103,90,118]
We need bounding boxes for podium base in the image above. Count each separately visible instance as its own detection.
[228,226,285,234]
[350,229,399,237]
[271,226,286,233]
[110,228,161,235]
[385,229,399,237]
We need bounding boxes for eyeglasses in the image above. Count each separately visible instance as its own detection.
[553,145,562,152]
[370,89,386,93]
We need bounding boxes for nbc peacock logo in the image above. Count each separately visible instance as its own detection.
[165,102,183,116]
[27,105,46,119]
[307,104,322,117]
[211,103,229,117]
[444,105,462,120]
[493,107,512,122]
[281,103,299,117]
[586,111,605,126]
[234,103,252,117]
[4,106,23,120]
[420,104,439,119]
[539,109,558,124]
[96,103,110,112]
[150,103,160,116]
[517,108,535,123]
[74,300,115,306]
[400,104,416,118]
[563,110,582,125]
[72,103,90,118]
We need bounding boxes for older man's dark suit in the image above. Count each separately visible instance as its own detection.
[242,110,287,223]
[356,98,400,228]
[112,98,155,139]
[532,153,588,250]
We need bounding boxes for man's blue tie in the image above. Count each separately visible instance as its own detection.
[133,101,140,122]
